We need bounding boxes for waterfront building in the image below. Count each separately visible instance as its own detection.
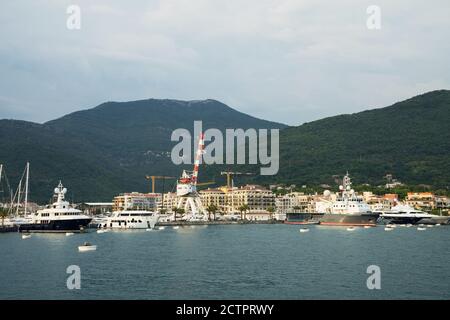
[363,192,392,212]
[225,184,275,214]
[275,192,315,214]
[406,192,435,210]
[199,188,226,212]
[435,196,450,214]
[112,192,161,212]
[82,202,113,215]
[162,192,178,212]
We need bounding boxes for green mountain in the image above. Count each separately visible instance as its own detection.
[0,99,285,203]
[255,90,450,188]
[1,90,449,203]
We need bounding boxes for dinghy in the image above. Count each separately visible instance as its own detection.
[78,242,97,252]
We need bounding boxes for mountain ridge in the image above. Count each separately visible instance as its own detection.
[0,91,449,203]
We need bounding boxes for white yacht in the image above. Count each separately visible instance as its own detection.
[318,173,379,227]
[101,210,159,230]
[380,204,449,225]
[19,182,92,232]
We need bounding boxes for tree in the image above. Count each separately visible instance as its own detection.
[172,207,185,221]
[267,206,275,220]
[238,204,250,220]
[206,204,218,221]
[0,207,8,227]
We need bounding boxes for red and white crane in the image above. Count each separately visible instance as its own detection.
[175,133,207,220]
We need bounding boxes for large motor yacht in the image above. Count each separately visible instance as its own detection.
[380,204,449,225]
[19,182,92,232]
[319,173,379,227]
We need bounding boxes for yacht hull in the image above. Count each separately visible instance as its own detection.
[18,218,92,233]
[319,213,379,226]
[417,216,450,225]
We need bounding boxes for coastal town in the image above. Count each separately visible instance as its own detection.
[3,179,448,224]
[80,184,450,221]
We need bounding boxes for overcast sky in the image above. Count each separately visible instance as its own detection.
[1,0,449,125]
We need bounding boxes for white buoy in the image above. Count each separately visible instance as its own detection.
[65,232,74,236]
[299,228,309,233]
[22,234,31,239]
[417,227,426,231]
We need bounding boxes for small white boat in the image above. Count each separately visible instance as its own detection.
[145,228,153,231]
[65,232,74,236]
[406,224,413,228]
[22,234,32,239]
[364,226,371,229]
[78,242,97,252]
[417,227,427,231]
[299,228,309,233]
[346,227,355,231]
[435,224,441,226]
[97,229,109,234]
[427,225,434,228]
[384,227,394,231]
[418,224,425,227]
[173,226,180,230]
[158,226,165,230]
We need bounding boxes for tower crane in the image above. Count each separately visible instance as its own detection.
[145,175,175,193]
[220,171,254,189]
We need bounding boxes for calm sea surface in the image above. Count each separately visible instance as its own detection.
[0,224,449,299]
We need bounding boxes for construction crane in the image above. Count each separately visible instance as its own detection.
[197,181,215,187]
[176,132,210,219]
[145,175,175,193]
[220,171,254,189]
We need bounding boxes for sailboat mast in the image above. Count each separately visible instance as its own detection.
[24,162,30,216]
[16,177,22,216]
